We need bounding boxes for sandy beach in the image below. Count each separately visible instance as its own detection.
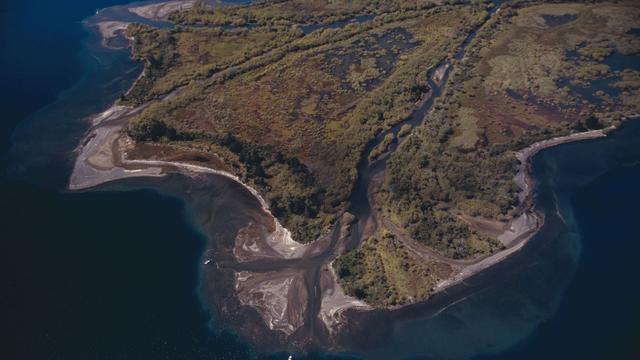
[432,127,611,293]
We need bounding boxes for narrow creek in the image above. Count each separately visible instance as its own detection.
[347,1,502,250]
[287,1,507,345]
[299,0,504,344]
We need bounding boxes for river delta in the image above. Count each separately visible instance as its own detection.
[2,0,640,359]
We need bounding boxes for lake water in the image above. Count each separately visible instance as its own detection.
[1,1,639,359]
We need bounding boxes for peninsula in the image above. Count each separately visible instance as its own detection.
[72,0,640,351]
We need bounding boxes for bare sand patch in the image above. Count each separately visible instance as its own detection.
[129,1,194,21]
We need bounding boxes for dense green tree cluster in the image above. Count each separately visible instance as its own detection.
[378,104,516,257]
[127,116,332,242]
[334,231,450,306]
[127,118,177,141]
[216,134,331,242]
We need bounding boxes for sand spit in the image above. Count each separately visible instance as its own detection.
[96,21,128,40]
[94,21,130,48]
[129,0,194,21]
[515,128,610,165]
[319,264,371,335]
[124,157,314,257]
[434,127,611,293]
[71,108,307,257]
[69,104,163,191]
[69,100,337,341]
[91,104,131,126]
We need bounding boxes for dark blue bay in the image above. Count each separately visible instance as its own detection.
[1,184,254,359]
[1,1,252,359]
[482,121,640,360]
[0,0,131,156]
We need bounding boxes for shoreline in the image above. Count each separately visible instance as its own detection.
[431,127,611,294]
[69,95,615,345]
[69,103,308,259]
[94,21,130,49]
[66,0,635,351]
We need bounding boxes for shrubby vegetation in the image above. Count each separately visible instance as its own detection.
[333,231,452,307]
[123,24,176,104]
[169,0,440,27]
[380,117,514,258]
[376,1,640,260]
[123,23,303,105]
[368,133,395,162]
[127,118,178,142]
[126,3,487,244]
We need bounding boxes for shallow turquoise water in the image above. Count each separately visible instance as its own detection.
[2,1,639,359]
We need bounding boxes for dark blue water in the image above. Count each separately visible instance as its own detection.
[0,0,123,155]
[485,121,640,360]
[2,1,640,359]
[1,184,252,359]
[0,1,252,359]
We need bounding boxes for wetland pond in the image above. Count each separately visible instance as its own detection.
[559,46,640,104]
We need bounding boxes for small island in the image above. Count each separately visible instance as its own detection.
[72,0,640,352]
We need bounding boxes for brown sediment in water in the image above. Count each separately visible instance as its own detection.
[68,92,360,350]
[93,21,131,50]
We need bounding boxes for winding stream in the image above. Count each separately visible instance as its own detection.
[199,0,507,348]
[348,1,501,250]
[159,1,507,349]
